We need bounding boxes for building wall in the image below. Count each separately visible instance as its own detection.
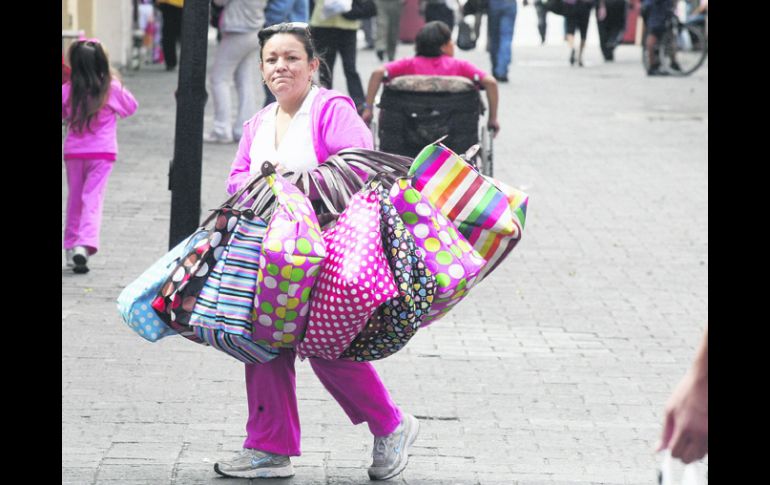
[62,0,133,68]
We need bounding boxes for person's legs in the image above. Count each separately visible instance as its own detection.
[311,27,338,90]
[232,32,260,140]
[577,3,591,65]
[63,159,86,251]
[336,29,366,109]
[374,0,389,57]
[493,1,517,79]
[535,0,548,44]
[159,4,182,69]
[75,159,115,255]
[308,357,402,437]
[244,350,302,456]
[386,0,402,61]
[209,34,238,140]
[486,6,501,75]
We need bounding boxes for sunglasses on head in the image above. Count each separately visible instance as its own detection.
[258,22,310,43]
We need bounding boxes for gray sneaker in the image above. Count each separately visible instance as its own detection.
[368,413,420,480]
[214,448,294,479]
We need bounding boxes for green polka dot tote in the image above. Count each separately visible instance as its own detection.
[296,183,399,360]
[389,177,487,326]
[117,229,209,342]
[341,183,437,361]
[252,163,327,350]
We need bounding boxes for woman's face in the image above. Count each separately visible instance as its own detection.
[260,33,319,102]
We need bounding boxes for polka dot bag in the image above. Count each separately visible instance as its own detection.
[117,229,208,342]
[389,178,487,326]
[251,163,327,350]
[296,183,399,360]
[341,183,437,361]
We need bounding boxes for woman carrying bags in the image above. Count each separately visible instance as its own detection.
[214,22,419,481]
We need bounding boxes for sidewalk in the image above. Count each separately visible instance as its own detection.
[63,22,708,484]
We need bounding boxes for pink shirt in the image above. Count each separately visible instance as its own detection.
[62,79,138,161]
[227,88,372,196]
[385,55,488,81]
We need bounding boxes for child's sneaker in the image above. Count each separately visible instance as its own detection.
[368,413,420,480]
[72,246,89,274]
[214,448,294,479]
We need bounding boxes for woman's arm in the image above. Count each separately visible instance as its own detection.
[480,74,500,136]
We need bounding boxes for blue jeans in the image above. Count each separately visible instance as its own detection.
[487,0,517,78]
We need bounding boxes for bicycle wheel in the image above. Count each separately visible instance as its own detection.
[661,22,708,76]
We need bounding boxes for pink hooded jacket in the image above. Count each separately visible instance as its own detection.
[226,87,372,195]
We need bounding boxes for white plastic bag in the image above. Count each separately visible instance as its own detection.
[658,450,707,485]
[321,0,353,19]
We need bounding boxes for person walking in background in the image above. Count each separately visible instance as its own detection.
[214,22,419,480]
[62,39,138,274]
[564,0,595,66]
[375,0,404,62]
[261,0,310,107]
[596,0,627,61]
[310,0,367,111]
[658,326,708,464]
[421,0,458,31]
[487,0,517,82]
[155,0,184,71]
[524,0,549,44]
[204,0,266,144]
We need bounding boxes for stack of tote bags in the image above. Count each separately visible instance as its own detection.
[117,142,528,363]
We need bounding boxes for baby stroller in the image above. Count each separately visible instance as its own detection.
[371,74,494,176]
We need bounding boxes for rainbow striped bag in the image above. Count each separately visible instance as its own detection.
[408,143,528,280]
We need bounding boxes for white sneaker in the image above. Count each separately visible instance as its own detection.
[65,249,75,268]
[368,413,420,480]
[214,448,294,479]
[203,130,234,144]
[72,246,89,274]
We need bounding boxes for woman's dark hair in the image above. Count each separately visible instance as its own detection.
[415,21,452,57]
[258,22,316,61]
[67,40,112,133]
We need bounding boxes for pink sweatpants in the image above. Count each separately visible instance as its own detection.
[244,350,403,456]
[63,158,115,255]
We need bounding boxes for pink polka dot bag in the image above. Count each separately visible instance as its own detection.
[296,183,399,360]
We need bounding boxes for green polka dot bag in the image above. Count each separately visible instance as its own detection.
[252,163,327,349]
[389,177,487,325]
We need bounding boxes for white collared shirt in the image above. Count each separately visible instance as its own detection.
[250,86,319,175]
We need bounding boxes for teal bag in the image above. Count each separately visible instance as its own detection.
[116,230,208,342]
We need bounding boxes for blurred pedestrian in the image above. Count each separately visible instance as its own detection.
[375,0,404,61]
[204,0,266,144]
[524,0,549,44]
[564,0,594,66]
[62,39,138,274]
[310,0,367,111]
[487,0,517,81]
[155,0,184,71]
[596,0,627,61]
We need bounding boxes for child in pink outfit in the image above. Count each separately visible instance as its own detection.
[62,39,138,274]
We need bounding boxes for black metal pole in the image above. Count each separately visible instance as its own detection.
[169,0,209,249]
